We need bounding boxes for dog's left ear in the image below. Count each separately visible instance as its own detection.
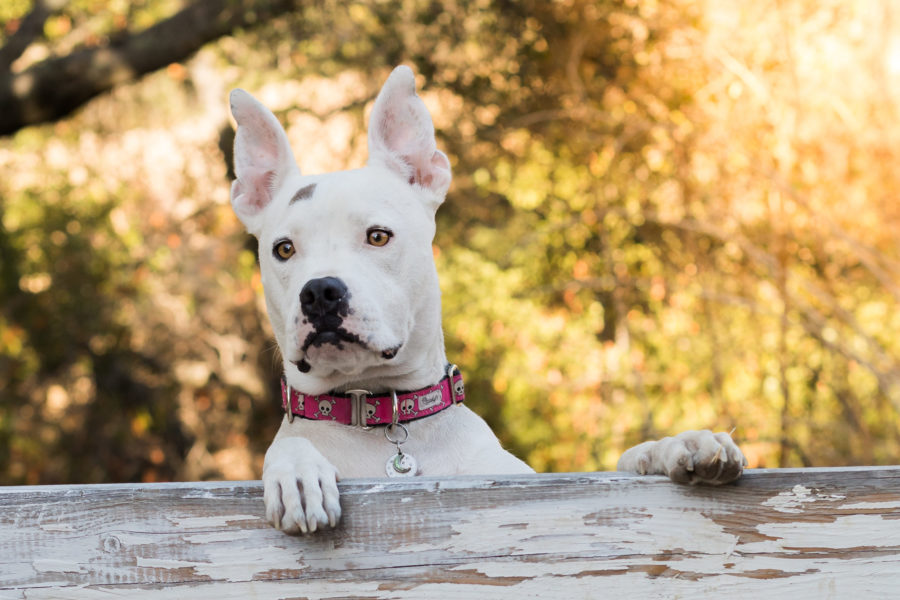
[367,66,452,206]
[229,89,300,235]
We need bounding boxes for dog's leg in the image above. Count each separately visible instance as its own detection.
[617,429,747,485]
[262,435,341,534]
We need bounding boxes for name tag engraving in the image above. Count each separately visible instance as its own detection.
[416,389,443,412]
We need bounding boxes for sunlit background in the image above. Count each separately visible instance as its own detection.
[1,0,899,484]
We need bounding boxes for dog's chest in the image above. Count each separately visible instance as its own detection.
[283,409,479,478]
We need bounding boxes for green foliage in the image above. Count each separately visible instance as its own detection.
[1,0,899,484]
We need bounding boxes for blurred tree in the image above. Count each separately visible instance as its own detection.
[0,0,299,135]
[1,0,898,485]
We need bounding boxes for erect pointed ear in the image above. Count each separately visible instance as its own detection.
[229,89,300,234]
[367,66,452,201]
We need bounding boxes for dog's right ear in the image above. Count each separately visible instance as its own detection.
[229,89,299,235]
[367,66,452,207]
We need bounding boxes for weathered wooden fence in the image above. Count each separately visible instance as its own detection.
[2,467,900,599]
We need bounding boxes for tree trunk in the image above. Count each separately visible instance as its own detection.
[0,0,298,136]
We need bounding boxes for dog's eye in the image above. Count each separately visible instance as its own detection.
[366,228,392,247]
[273,240,295,261]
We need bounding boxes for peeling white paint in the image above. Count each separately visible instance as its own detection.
[176,483,251,499]
[390,542,440,553]
[190,543,308,582]
[135,557,198,570]
[136,543,307,582]
[0,563,41,587]
[31,559,85,575]
[5,472,900,598]
[183,530,253,544]
[762,484,845,513]
[361,484,387,494]
[839,500,900,510]
[106,531,163,546]
[756,513,900,549]
[445,501,738,557]
[38,523,75,532]
[13,568,900,600]
[453,558,615,578]
[166,514,259,528]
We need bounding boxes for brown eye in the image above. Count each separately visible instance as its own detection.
[273,240,295,261]
[366,228,392,247]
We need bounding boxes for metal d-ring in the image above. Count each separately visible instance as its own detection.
[384,422,409,446]
[385,390,408,442]
[390,390,400,425]
[446,363,463,404]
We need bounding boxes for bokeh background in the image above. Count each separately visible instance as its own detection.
[2,0,899,485]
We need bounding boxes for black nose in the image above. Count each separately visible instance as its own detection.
[300,277,349,317]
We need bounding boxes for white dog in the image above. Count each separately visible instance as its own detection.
[228,66,745,534]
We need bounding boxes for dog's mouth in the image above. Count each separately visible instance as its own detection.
[301,327,365,353]
[293,328,402,373]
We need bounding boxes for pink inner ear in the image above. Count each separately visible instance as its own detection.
[424,150,451,189]
[367,68,452,194]
[376,112,451,191]
[232,167,275,215]
[375,112,417,182]
[409,150,451,190]
[230,89,299,221]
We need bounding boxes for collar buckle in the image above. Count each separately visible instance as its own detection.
[284,384,296,423]
[346,389,373,429]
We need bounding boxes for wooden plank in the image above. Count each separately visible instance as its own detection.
[1,468,900,598]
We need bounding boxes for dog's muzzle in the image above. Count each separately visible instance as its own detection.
[298,276,362,350]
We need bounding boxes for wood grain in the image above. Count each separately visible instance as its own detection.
[2,467,900,598]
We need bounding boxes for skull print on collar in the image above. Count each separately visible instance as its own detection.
[281,365,465,426]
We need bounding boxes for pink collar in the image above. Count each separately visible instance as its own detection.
[281,365,465,427]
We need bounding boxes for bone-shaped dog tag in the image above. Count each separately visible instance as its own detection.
[385,450,417,477]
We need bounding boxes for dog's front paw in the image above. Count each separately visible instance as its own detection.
[262,437,341,534]
[657,430,746,484]
[618,430,747,485]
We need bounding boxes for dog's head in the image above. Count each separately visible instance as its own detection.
[229,67,451,390]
